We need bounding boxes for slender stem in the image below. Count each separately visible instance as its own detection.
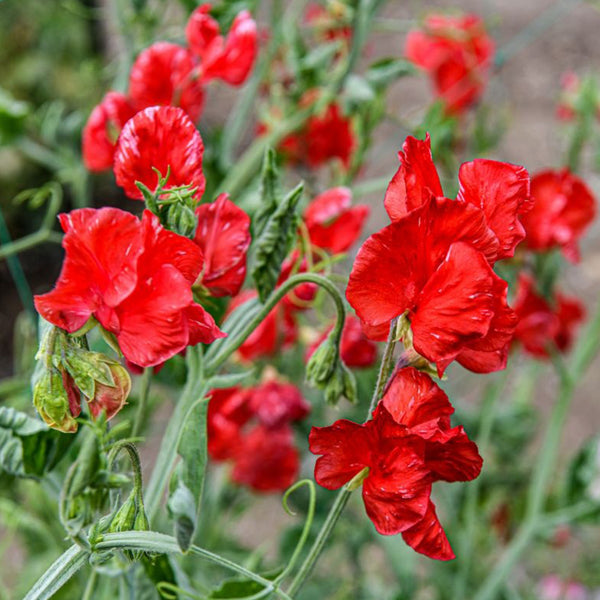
[94,531,293,600]
[145,347,206,519]
[132,368,152,438]
[352,176,390,199]
[286,489,352,597]
[368,319,397,415]
[0,229,63,260]
[81,569,98,600]
[205,273,346,376]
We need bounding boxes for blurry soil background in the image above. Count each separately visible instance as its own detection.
[1,0,600,574]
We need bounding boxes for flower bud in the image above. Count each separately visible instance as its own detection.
[109,492,138,534]
[306,332,339,386]
[87,362,131,420]
[33,369,78,433]
[324,362,357,406]
[167,202,198,238]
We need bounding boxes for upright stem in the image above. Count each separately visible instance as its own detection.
[132,368,152,438]
[368,320,397,415]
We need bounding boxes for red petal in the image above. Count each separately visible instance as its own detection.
[128,42,205,121]
[309,419,372,489]
[384,135,444,221]
[248,381,310,428]
[184,302,226,346]
[186,4,221,56]
[401,500,455,560]
[411,242,496,372]
[457,159,531,261]
[381,367,454,429]
[305,103,355,168]
[114,106,205,201]
[82,92,135,172]
[195,193,251,296]
[115,265,192,367]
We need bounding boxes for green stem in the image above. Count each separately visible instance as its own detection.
[145,346,206,519]
[108,442,144,495]
[94,531,293,600]
[368,319,397,415]
[286,489,352,597]
[204,273,346,376]
[0,229,63,260]
[81,569,98,600]
[132,367,152,438]
[352,176,390,199]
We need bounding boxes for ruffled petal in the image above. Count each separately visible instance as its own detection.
[114,106,206,201]
[184,302,226,346]
[194,193,251,296]
[401,500,455,560]
[384,135,444,221]
[457,159,531,261]
[248,381,310,428]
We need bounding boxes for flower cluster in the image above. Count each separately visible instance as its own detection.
[34,207,226,368]
[405,13,494,114]
[82,4,257,172]
[207,380,310,492]
[347,134,530,375]
[310,367,482,559]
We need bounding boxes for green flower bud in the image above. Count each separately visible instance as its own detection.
[323,362,357,406]
[306,332,339,386]
[166,202,197,238]
[109,492,138,534]
[33,369,78,433]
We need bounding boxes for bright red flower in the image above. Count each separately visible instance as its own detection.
[113,106,206,201]
[304,187,369,254]
[194,193,251,297]
[310,367,481,559]
[82,92,135,172]
[186,4,258,85]
[226,290,298,362]
[34,207,223,367]
[232,424,300,492]
[207,381,309,492]
[384,135,531,263]
[405,14,494,114]
[347,196,518,375]
[521,169,596,262]
[307,315,378,368]
[278,100,355,169]
[512,274,585,358]
[128,42,205,121]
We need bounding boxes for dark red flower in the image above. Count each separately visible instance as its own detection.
[512,274,585,358]
[82,92,135,172]
[128,42,205,121]
[248,380,310,428]
[113,106,206,201]
[304,187,369,254]
[310,367,481,559]
[193,194,251,297]
[347,197,517,374]
[521,169,596,262]
[34,207,223,367]
[277,99,355,169]
[207,381,309,492]
[226,290,298,362]
[186,4,258,85]
[232,424,300,492]
[405,14,494,114]
[305,3,353,44]
[307,315,378,368]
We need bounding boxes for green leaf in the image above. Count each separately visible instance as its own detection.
[208,369,257,390]
[344,75,376,104]
[142,554,179,599]
[252,148,282,239]
[251,184,303,302]
[167,398,209,552]
[300,42,340,73]
[209,579,266,598]
[0,87,29,145]
[566,435,600,511]
[0,407,74,478]
[365,58,414,90]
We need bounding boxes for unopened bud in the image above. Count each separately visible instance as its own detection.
[323,362,357,406]
[33,369,78,433]
[167,203,197,238]
[306,332,339,386]
[87,362,131,420]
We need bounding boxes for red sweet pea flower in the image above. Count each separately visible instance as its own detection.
[34,207,223,367]
[521,169,596,262]
[513,274,585,358]
[304,187,369,254]
[310,367,481,559]
[114,106,206,201]
[207,381,309,492]
[129,42,205,121]
[82,92,135,172]
[194,193,251,297]
[385,135,531,262]
[405,13,494,114]
[307,315,378,369]
[186,4,258,85]
[305,3,353,44]
[232,424,300,492]
[347,197,518,374]
[226,290,298,362]
[277,100,356,169]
